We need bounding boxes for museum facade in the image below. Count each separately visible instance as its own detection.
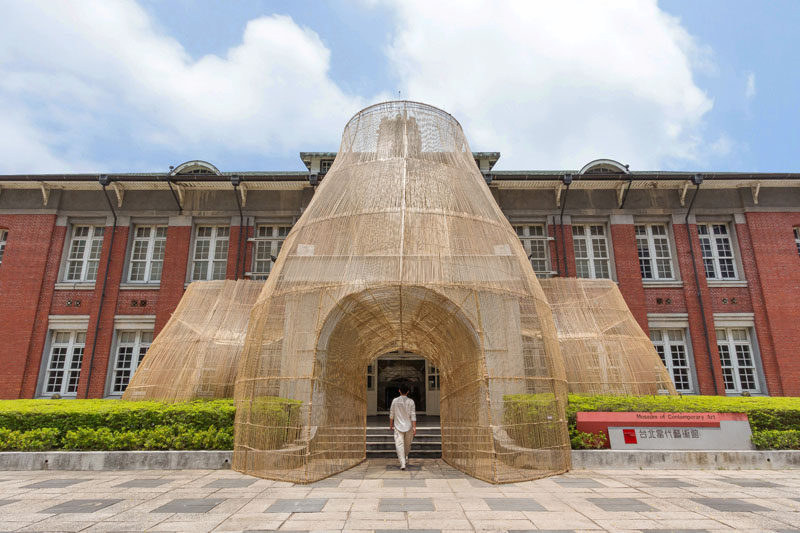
[1,155,799,401]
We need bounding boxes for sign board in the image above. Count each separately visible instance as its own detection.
[577,412,753,450]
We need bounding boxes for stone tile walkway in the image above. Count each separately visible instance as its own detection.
[0,459,798,531]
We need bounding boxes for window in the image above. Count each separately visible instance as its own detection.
[128,226,167,283]
[65,225,105,282]
[428,364,440,391]
[0,229,7,265]
[650,329,692,392]
[794,227,800,257]
[697,223,737,280]
[319,159,333,174]
[366,364,375,391]
[191,226,229,281]
[43,331,86,397]
[110,330,153,394]
[515,224,550,277]
[716,328,759,394]
[636,224,674,280]
[572,224,611,279]
[252,225,290,280]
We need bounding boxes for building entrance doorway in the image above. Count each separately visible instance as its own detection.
[366,352,440,416]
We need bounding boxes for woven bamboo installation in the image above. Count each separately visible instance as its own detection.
[540,278,677,396]
[122,280,263,402]
[233,101,571,484]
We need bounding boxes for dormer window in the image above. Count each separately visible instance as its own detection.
[169,160,222,176]
[579,159,629,175]
[320,159,334,174]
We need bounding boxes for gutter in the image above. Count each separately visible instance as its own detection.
[83,175,117,399]
[683,175,719,395]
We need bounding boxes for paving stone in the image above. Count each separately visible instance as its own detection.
[375,530,440,533]
[379,497,435,511]
[115,478,172,488]
[691,497,770,512]
[588,497,656,512]
[308,478,341,487]
[639,530,710,533]
[23,478,93,489]
[151,498,225,513]
[468,478,493,487]
[484,498,546,511]
[508,530,575,533]
[383,479,427,487]
[719,478,781,487]
[204,478,256,488]
[0,499,19,508]
[642,477,695,487]
[42,499,122,513]
[553,478,604,488]
[265,498,328,513]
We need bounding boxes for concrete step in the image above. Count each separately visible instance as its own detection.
[366,449,442,459]
[367,442,442,450]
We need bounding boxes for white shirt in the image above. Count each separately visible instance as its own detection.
[389,395,416,432]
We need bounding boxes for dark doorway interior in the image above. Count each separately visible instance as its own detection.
[377,358,425,412]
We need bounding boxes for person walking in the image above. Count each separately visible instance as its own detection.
[389,383,416,470]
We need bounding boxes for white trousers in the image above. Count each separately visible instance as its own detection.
[393,428,413,466]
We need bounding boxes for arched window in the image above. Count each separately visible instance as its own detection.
[169,160,222,176]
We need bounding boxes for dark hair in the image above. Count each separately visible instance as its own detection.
[399,382,410,394]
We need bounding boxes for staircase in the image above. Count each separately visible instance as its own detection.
[366,425,442,458]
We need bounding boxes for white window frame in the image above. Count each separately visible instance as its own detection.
[514,224,552,277]
[127,225,167,284]
[428,363,440,391]
[716,326,761,394]
[794,227,800,257]
[250,224,291,280]
[0,228,7,265]
[190,225,229,281]
[109,329,153,395]
[64,225,105,282]
[697,222,738,280]
[572,223,612,279]
[650,328,693,393]
[636,223,675,281]
[319,159,334,174]
[42,330,86,397]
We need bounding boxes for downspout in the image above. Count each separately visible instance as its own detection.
[684,174,719,395]
[83,175,117,398]
[231,176,244,280]
[559,174,572,276]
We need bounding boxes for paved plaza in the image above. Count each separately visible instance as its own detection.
[0,459,798,532]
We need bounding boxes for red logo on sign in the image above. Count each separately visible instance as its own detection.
[623,429,637,444]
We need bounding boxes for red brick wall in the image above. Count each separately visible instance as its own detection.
[744,212,800,395]
[611,224,648,332]
[0,215,58,398]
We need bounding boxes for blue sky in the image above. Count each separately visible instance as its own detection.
[1,1,798,174]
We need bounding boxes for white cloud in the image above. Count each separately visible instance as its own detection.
[745,72,757,101]
[0,1,371,173]
[382,0,715,170]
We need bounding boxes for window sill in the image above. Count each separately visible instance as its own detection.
[54,282,96,291]
[642,280,684,288]
[119,283,161,290]
[707,280,748,288]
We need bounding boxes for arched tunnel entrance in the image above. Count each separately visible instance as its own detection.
[310,285,489,481]
[234,284,570,484]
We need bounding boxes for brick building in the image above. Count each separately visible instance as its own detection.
[1,156,799,400]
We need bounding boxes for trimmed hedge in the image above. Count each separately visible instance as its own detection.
[0,399,236,451]
[0,399,235,433]
[751,430,800,450]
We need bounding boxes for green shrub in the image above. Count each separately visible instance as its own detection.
[751,430,800,450]
[569,429,607,449]
[0,427,61,451]
[61,425,233,451]
[0,399,236,433]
